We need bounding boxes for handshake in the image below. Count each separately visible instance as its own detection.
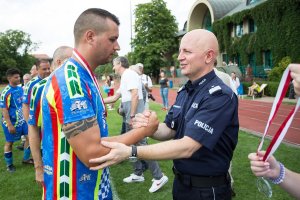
[148,93,155,101]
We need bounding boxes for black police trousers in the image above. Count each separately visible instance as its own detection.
[172,178,231,200]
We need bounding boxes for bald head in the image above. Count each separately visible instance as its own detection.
[182,29,219,58]
[52,46,73,70]
[74,8,120,46]
[178,29,220,81]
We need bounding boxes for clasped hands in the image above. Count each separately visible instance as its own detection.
[89,110,158,170]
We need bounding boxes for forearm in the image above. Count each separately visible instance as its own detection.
[2,109,13,126]
[22,104,29,122]
[130,92,139,116]
[152,123,175,141]
[137,136,201,160]
[103,125,157,145]
[104,93,120,104]
[28,125,43,167]
[279,168,300,198]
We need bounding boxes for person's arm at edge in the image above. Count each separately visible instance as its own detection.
[104,92,121,104]
[28,125,43,186]
[129,88,138,117]
[249,152,300,198]
[89,135,201,170]
[2,108,15,133]
[22,103,30,122]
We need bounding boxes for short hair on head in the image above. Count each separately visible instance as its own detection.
[52,46,72,63]
[113,56,129,68]
[6,68,20,77]
[35,59,50,69]
[74,8,120,45]
[23,73,31,79]
[136,63,144,69]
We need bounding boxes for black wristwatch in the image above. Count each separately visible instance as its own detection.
[129,145,138,162]
[130,115,135,119]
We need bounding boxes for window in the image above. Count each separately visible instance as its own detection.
[235,23,243,37]
[248,53,256,67]
[264,50,272,69]
[249,19,256,33]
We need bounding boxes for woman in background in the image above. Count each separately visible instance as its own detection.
[159,70,169,111]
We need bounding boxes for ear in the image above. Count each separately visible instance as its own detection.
[85,30,96,45]
[205,49,215,64]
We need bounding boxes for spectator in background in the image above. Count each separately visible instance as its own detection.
[136,63,154,109]
[231,72,240,91]
[30,65,38,78]
[248,81,260,96]
[22,74,32,88]
[159,70,169,111]
[105,75,115,110]
[114,57,168,193]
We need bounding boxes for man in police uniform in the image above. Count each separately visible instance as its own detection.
[89,29,239,200]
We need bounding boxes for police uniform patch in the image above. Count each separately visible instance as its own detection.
[209,85,221,94]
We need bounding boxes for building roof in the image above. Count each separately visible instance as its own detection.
[223,0,267,18]
[209,0,244,20]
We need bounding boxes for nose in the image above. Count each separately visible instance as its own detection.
[177,51,184,61]
[115,41,120,51]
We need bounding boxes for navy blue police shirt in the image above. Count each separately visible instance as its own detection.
[164,70,239,176]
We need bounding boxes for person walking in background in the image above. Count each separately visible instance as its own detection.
[230,72,240,91]
[105,75,115,110]
[113,57,168,193]
[1,68,33,173]
[159,70,169,111]
[136,63,154,109]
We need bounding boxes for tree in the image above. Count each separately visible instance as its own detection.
[0,30,37,82]
[130,0,178,79]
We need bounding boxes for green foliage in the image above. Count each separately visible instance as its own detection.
[0,30,37,82]
[268,56,291,81]
[213,0,300,67]
[130,0,178,78]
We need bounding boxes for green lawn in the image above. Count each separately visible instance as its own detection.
[0,101,298,199]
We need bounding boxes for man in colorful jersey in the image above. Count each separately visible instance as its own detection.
[23,59,51,121]
[0,68,32,172]
[41,8,158,200]
[28,46,73,186]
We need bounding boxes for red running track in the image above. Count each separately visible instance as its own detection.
[151,87,300,145]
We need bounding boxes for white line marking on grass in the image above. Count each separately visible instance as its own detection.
[110,178,120,200]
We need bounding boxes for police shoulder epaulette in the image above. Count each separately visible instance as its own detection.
[177,86,184,93]
[209,85,222,94]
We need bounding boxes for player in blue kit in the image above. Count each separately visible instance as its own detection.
[0,68,32,172]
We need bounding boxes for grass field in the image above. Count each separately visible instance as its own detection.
[0,100,299,199]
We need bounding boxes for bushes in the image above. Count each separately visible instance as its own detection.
[268,57,291,81]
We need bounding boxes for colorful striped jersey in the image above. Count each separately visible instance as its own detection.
[28,77,48,127]
[41,58,111,200]
[23,76,42,104]
[0,85,25,127]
